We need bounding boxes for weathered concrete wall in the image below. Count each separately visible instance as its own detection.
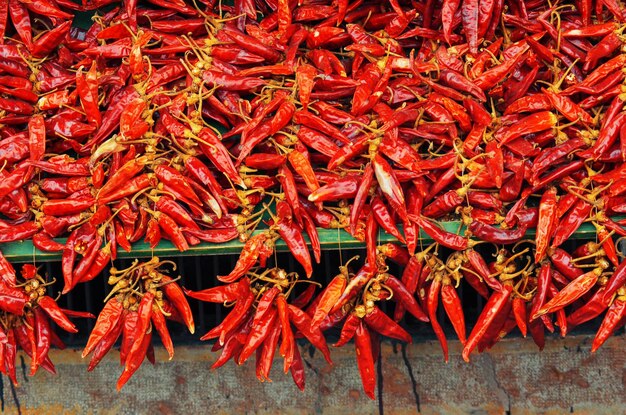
[0,334,623,414]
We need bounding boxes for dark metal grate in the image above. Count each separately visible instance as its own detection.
[36,237,620,348]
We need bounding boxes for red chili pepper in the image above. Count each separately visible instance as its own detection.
[441,0,461,44]
[117,292,154,390]
[529,262,552,322]
[218,233,271,283]
[32,232,65,252]
[512,297,528,337]
[288,149,320,193]
[533,268,602,320]
[287,304,332,364]
[591,291,626,352]
[543,89,594,125]
[534,187,558,263]
[442,281,467,344]
[463,284,513,362]
[37,296,77,333]
[372,154,408,221]
[427,275,449,361]
[584,32,623,71]
[0,220,39,243]
[8,0,32,48]
[271,202,312,277]
[354,320,376,399]
[239,307,278,365]
[363,304,412,343]
[195,128,244,188]
[83,297,124,358]
[496,111,559,147]
[415,216,470,250]
[307,175,359,203]
[31,21,72,58]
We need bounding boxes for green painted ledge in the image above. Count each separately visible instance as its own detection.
[0,220,604,262]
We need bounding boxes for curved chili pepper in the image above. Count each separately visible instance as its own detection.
[529,262,552,322]
[32,232,65,252]
[256,320,281,381]
[287,304,332,364]
[290,341,306,391]
[441,282,467,344]
[591,292,626,352]
[355,321,376,400]
[543,89,594,125]
[469,221,527,245]
[496,112,558,147]
[239,307,278,365]
[535,187,559,263]
[416,216,470,250]
[384,274,428,322]
[38,296,77,333]
[331,312,359,347]
[462,284,513,362]
[275,294,294,372]
[547,284,568,338]
[533,268,602,320]
[83,297,124,358]
[549,247,584,281]
[477,296,513,353]
[427,275,448,361]
[512,297,528,337]
[154,165,202,206]
[273,202,313,278]
[421,189,464,219]
[393,255,422,320]
[0,221,39,243]
[72,232,103,285]
[195,129,244,188]
[363,305,412,343]
[117,292,154,390]
[76,67,101,127]
[203,287,255,346]
[32,307,51,375]
[372,154,408,221]
[88,311,124,372]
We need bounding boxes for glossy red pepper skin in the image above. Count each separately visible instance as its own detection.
[202,287,254,346]
[273,201,313,278]
[533,269,602,320]
[497,112,559,148]
[441,282,467,344]
[529,262,552,322]
[83,297,124,358]
[353,321,376,399]
[469,221,527,245]
[117,292,154,390]
[591,295,626,352]
[512,297,528,337]
[535,187,558,263]
[363,305,412,343]
[463,285,513,362]
[38,296,77,333]
[414,216,469,250]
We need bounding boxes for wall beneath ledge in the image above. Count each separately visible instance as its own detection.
[0,334,624,414]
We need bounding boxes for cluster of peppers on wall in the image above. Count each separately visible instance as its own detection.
[0,0,625,398]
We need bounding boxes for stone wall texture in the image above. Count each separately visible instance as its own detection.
[0,334,623,414]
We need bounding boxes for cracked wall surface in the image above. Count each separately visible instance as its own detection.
[0,334,623,414]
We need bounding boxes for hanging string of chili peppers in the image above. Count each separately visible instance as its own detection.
[0,0,625,398]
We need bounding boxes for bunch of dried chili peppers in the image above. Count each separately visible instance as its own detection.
[0,0,625,398]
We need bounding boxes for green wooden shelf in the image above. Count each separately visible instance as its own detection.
[0,220,606,262]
